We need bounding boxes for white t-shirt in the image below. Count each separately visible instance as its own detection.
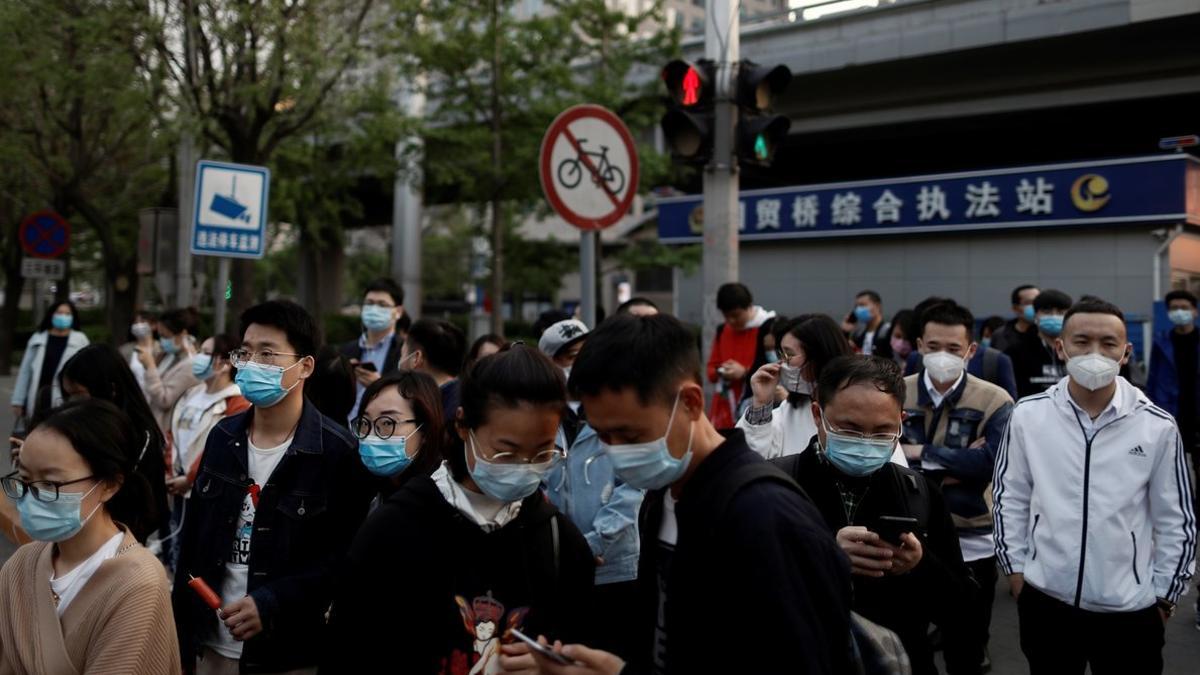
[206,432,291,659]
[50,531,124,617]
[129,352,147,390]
[172,389,227,472]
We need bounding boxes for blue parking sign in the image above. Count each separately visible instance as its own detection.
[191,160,270,259]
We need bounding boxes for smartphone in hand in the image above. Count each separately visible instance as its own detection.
[509,628,573,666]
[872,515,920,546]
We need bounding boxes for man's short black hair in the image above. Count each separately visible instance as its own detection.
[1033,289,1073,313]
[816,355,906,410]
[1165,289,1198,308]
[616,297,659,314]
[920,302,974,340]
[716,283,753,312]
[569,314,701,406]
[240,300,321,358]
[406,318,467,377]
[1063,298,1126,333]
[364,277,404,307]
[856,290,882,305]
[1011,284,1039,306]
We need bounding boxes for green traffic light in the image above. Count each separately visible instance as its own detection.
[754,134,768,161]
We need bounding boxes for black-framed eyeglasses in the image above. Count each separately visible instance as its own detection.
[1,472,95,503]
[352,415,419,440]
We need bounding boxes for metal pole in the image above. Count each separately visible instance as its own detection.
[580,231,597,328]
[214,257,230,334]
[701,0,739,366]
[391,75,426,319]
[176,139,195,308]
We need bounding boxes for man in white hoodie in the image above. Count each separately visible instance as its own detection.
[993,298,1195,675]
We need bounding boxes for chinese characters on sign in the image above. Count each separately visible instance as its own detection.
[659,155,1194,243]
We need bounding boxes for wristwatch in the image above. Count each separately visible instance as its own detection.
[1155,598,1176,618]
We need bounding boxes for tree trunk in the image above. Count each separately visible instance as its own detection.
[488,0,504,337]
[106,257,138,347]
[0,264,26,375]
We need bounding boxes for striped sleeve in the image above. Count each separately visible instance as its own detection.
[1146,411,1196,604]
[992,405,1031,575]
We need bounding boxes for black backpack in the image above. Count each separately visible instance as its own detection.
[703,461,913,675]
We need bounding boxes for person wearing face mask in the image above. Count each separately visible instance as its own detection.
[121,310,162,391]
[161,335,249,573]
[1004,289,1073,399]
[739,314,909,467]
[903,297,1019,400]
[0,400,180,674]
[403,318,469,424]
[325,345,595,673]
[887,309,916,365]
[538,319,645,663]
[843,290,894,359]
[11,301,89,421]
[899,302,1013,674]
[1148,290,1200,520]
[139,307,201,434]
[350,369,445,499]
[771,355,973,675]
[172,301,374,675]
[994,298,1196,675]
[500,314,853,675]
[340,278,407,423]
[989,284,1041,354]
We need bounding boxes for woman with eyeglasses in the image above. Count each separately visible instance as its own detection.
[351,370,446,499]
[326,346,595,673]
[0,400,181,674]
[734,315,906,468]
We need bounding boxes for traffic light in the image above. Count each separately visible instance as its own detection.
[660,59,716,164]
[736,61,791,166]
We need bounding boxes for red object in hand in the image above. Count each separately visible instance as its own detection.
[188,575,222,610]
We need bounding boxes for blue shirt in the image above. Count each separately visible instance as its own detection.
[348,331,394,422]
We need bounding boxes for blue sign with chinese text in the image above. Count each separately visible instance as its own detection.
[191,160,270,259]
[657,155,1196,243]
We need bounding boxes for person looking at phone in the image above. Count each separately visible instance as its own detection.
[502,313,852,675]
[341,278,408,423]
[771,355,973,675]
[705,282,775,430]
[900,301,1013,674]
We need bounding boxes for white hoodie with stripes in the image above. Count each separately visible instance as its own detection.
[993,376,1196,612]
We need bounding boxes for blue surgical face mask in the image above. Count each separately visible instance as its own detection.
[361,305,396,332]
[51,314,73,331]
[18,482,103,543]
[854,305,873,322]
[1022,305,1036,322]
[1169,309,1195,327]
[818,411,897,478]
[467,431,553,503]
[360,425,422,477]
[765,351,780,364]
[192,354,214,380]
[160,336,178,355]
[235,360,303,408]
[601,389,694,490]
[1038,315,1064,337]
[980,338,992,351]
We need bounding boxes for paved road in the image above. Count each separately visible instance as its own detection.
[0,374,1197,671]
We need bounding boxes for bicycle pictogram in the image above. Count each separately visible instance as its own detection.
[556,138,626,196]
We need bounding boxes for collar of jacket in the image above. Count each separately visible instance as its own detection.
[674,428,750,509]
[27,330,88,349]
[917,368,969,408]
[1047,375,1149,423]
[214,395,327,457]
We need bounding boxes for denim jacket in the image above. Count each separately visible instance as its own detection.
[171,398,374,672]
[544,422,643,585]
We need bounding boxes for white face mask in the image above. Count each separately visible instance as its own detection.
[923,350,966,384]
[1065,352,1121,391]
[779,363,812,395]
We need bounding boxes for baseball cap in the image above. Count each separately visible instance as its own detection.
[538,319,589,358]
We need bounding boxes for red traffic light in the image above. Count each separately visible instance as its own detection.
[662,60,713,108]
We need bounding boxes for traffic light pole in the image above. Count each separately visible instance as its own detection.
[701,0,738,377]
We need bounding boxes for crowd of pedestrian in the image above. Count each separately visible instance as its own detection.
[0,276,1196,675]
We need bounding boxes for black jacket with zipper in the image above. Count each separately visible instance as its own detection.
[324,473,596,674]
